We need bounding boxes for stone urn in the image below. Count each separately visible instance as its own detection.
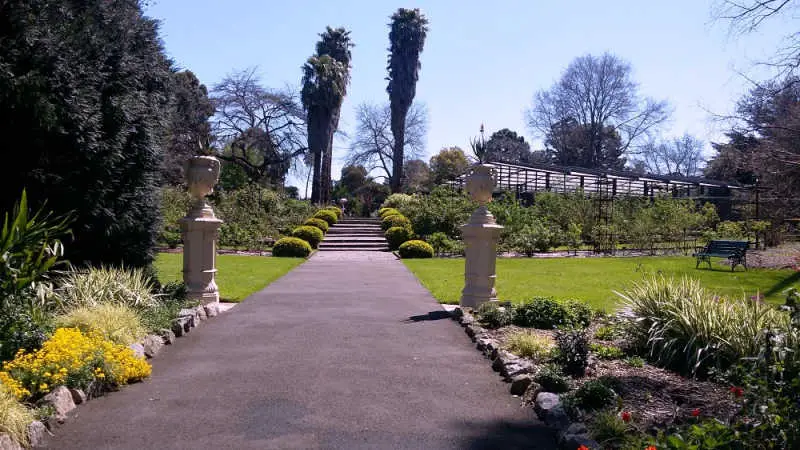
[466,164,495,206]
[185,156,221,218]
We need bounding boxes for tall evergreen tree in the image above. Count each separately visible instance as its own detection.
[0,0,173,267]
[387,8,428,193]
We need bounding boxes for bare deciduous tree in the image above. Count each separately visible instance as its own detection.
[211,69,307,185]
[638,133,706,177]
[348,102,427,182]
[526,53,670,169]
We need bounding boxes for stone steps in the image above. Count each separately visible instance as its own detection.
[320,218,388,252]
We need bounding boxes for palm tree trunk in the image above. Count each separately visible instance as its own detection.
[321,109,341,205]
[309,111,322,204]
[390,103,406,193]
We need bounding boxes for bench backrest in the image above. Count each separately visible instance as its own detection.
[705,240,749,253]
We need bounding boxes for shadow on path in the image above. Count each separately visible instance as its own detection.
[405,310,453,322]
[456,418,557,450]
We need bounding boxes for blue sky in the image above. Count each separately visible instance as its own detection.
[145,0,792,189]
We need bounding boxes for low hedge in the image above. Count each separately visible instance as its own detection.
[272,237,312,257]
[314,209,338,225]
[385,226,414,251]
[303,218,329,234]
[381,214,411,231]
[398,240,434,258]
[291,225,324,249]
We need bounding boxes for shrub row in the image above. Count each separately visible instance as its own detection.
[475,297,593,330]
[273,206,342,258]
[379,206,433,258]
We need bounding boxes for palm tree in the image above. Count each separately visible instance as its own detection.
[301,55,347,204]
[387,8,428,193]
[316,28,353,204]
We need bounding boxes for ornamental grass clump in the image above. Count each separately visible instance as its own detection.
[504,331,554,360]
[291,225,324,249]
[53,266,158,310]
[0,328,151,401]
[0,382,33,448]
[56,304,147,346]
[616,275,787,375]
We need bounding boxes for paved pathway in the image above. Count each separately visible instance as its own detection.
[42,252,556,449]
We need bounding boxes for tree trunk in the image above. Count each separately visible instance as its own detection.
[390,103,407,193]
[322,108,341,205]
[309,111,322,204]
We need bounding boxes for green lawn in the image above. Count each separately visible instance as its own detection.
[154,253,304,302]
[404,256,799,311]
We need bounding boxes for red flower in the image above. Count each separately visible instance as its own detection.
[691,408,700,417]
[621,411,632,422]
[577,446,590,450]
[646,446,657,450]
[729,386,744,397]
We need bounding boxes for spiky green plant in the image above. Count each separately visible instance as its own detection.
[504,331,554,360]
[0,384,33,447]
[56,304,147,346]
[53,266,158,311]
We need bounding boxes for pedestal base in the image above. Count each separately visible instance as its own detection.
[459,207,503,309]
[179,216,222,306]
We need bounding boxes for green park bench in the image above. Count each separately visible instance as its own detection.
[693,240,749,271]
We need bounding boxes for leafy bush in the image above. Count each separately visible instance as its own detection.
[427,232,464,256]
[303,218,329,234]
[534,364,570,393]
[617,275,786,375]
[158,187,190,248]
[512,297,592,329]
[589,410,632,448]
[56,304,147,346]
[139,282,195,332]
[555,328,590,377]
[382,214,411,231]
[398,240,434,259]
[590,343,625,360]
[0,328,151,401]
[291,225,324,249]
[509,221,562,255]
[271,237,312,258]
[323,206,343,219]
[52,266,159,310]
[505,332,553,360]
[398,187,473,238]
[570,377,617,410]
[385,226,414,251]
[0,383,34,448]
[624,356,645,368]
[313,209,338,226]
[475,302,513,328]
[382,193,416,210]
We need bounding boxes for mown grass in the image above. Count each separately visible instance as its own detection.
[404,256,798,311]
[154,253,303,302]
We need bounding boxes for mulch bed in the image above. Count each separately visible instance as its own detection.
[748,243,800,269]
[485,321,740,429]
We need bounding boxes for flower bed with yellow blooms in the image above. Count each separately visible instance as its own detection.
[0,328,151,401]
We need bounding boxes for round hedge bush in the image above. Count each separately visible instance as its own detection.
[398,240,434,258]
[314,209,338,225]
[385,226,414,251]
[303,218,329,234]
[323,206,343,219]
[272,237,312,257]
[381,214,411,231]
[291,225,324,249]
[379,207,400,218]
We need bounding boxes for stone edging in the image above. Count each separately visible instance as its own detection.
[0,304,225,450]
[450,307,599,450]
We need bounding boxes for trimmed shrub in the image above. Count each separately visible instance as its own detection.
[323,206,343,219]
[53,266,158,310]
[382,214,411,231]
[513,297,592,329]
[303,218,329,234]
[504,331,553,360]
[398,240,434,259]
[385,226,414,250]
[291,226,324,249]
[0,383,34,447]
[271,237,312,258]
[379,207,400,218]
[314,209,338,226]
[56,304,147,346]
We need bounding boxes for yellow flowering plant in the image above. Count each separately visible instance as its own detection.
[0,328,151,401]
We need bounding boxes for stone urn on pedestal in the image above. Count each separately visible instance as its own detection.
[460,164,504,308]
[179,156,223,304]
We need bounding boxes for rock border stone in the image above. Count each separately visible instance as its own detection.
[450,307,599,450]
